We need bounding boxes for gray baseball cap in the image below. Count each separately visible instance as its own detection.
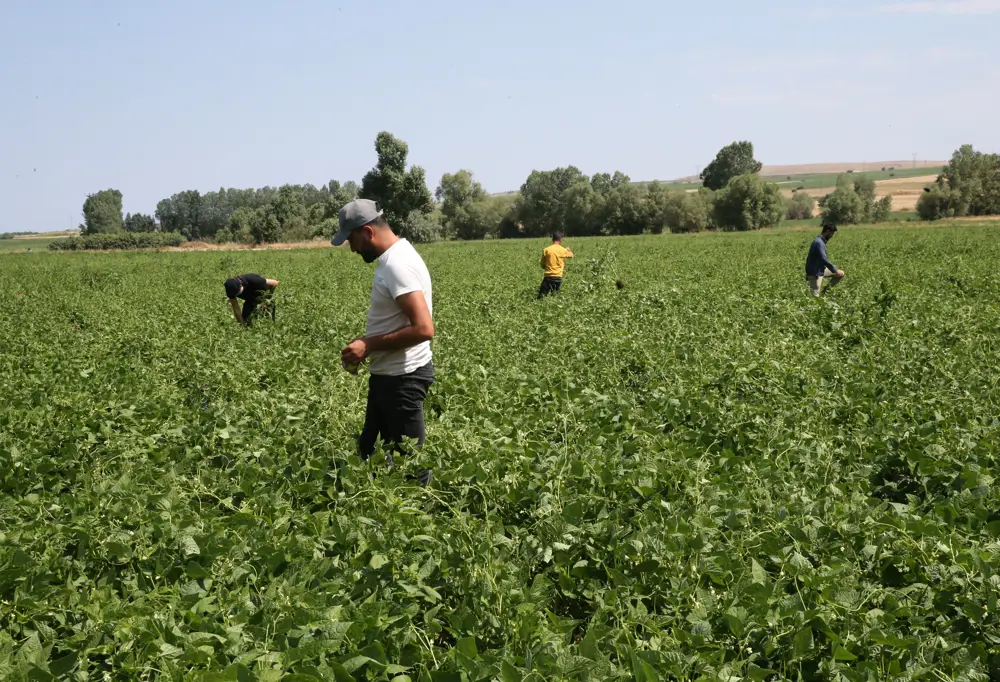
[332,199,383,246]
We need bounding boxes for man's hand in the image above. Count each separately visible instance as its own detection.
[230,298,243,325]
[341,338,368,366]
[836,269,845,278]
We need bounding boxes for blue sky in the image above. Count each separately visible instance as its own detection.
[1,0,998,233]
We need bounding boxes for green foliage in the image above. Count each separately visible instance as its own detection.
[934,144,1000,217]
[917,185,959,221]
[712,174,784,231]
[311,217,340,240]
[515,168,676,237]
[360,132,434,240]
[699,141,763,191]
[152,183,354,243]
[47,231,185,250]
[123,212,157,233]
[458,195,517,241]
[592,180,646,236]
[435,172,514,240]
[436,171,486,222]
[515,166,592,237]
[7,224,1000,680]
[249,205,281,245]
[853,175,878,219]
[404,210,446,243]
[821,174,893,225]
[872,195,893,223]
[821,184,865,226]
[786,192,816,220]
[81,189,124,235]
[653,188,714,233]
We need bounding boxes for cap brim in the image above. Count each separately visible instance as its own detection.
[331,229,350,247]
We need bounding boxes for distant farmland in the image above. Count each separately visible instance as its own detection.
[645,164,945,192]
[0,233,74,253]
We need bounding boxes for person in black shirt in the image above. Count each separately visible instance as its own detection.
[224,274,279,326]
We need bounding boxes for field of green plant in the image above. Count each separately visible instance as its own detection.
[2,222,1000,681]
[0,237,70,253]
[766,167,940,190]
[655,166,940,193]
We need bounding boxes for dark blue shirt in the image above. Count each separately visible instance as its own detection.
[805,236,837,277]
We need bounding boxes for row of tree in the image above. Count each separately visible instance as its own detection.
[77,136,993,243]
[916,145,1000,220]
[80,132,434,243]
[80,137,784,242]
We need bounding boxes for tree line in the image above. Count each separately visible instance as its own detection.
[916,145,1000,220]
[75,136,995,245]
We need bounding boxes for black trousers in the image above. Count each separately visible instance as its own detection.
[242,293,275,326]
[359,362,435,459]
[538,276,563,298]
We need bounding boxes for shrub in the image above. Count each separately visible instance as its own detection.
[820,174,892,225]
[311,218,339,240]
[405,210,446,243]
[820,186,864,226]
[49,232,186,251]
[786,192,816,220]
[279,221,313,243]
[916,185,957,221]
[871,196,893,223]
[712,175,784,231]
[663,191,712,233]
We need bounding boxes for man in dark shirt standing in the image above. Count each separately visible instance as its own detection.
[805,224,845,297]
[224,274,279,326]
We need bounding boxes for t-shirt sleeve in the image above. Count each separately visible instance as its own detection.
[384,262,425,300]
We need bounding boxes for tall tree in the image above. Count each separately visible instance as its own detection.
[820,173,892,225]
[712,174,784,231]
[123,212,157,233]
[593,183,646,235]
[156,190,203,239]
[515,166,591,238]
[360,132,433,238]
[700,141,763,191]
[937,145,1000,216]
[436,170,486,223]
[81,189,124,235]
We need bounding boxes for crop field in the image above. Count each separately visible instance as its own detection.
[2,223,1000,681]
[765,167,940,190]
[0,237,70,253]
[654,166,941,193]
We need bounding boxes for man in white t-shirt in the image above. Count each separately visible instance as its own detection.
[333,199,434,482]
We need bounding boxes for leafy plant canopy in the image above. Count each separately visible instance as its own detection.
[1,223,1000,680]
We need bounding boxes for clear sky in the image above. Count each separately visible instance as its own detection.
[1,0,998,233]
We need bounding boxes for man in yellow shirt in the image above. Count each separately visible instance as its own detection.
[538,232,574,298]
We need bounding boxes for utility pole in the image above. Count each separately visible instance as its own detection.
[912,153,917,169]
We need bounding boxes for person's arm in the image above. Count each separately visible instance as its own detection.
[229,298,243,325]
[265,278,280,290]
[341,291,433,364]
[564,247,574,258]
[818,240,838,273]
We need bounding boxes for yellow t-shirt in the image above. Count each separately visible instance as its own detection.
[541,243,573,278]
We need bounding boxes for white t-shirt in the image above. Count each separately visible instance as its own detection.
[366,239,433,376]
